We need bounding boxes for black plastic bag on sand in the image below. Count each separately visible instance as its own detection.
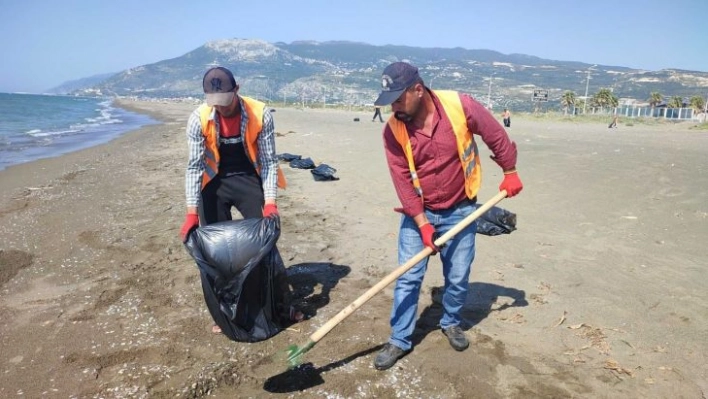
[277,153,301,162]
[183,217,292,342]
[289,157,315,169]
[476,204,517,236]
[311,163,339,181]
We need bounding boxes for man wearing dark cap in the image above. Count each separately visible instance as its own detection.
[180,66,296,332]
[372,61,523,370]
[181,66,286,239]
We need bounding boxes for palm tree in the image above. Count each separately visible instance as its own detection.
[648,92,663,108]
[575,98,586,114]
[592,88,618,112]
[667,96,683,109]
[689,96,705,113]
[560,91,576,115]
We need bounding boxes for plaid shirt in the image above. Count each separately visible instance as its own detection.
[184,97,278,208]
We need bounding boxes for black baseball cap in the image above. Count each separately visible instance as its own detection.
[202,67,236,106]
[374,62,421,106]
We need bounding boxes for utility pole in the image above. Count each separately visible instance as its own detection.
[583,65,597,115]
[583,70,591,115]
[487,73,494,109]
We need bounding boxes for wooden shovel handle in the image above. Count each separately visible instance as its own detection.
[309,190,508,343]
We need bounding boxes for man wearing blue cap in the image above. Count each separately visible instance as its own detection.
[373,61,523,370]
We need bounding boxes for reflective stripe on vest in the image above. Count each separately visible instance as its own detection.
[198,97,286,190]
[388,90,482,201]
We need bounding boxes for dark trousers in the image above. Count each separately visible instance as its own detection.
[373,108,383,122]
[503,118,511,128]
[196,173,275,331]
[199,173,264,224]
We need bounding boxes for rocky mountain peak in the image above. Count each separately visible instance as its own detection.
[204,38,280,61]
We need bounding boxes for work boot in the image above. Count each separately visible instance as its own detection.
[374,343,409,370]
[442,325,469,351]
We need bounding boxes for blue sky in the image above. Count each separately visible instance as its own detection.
[1,0,706,93]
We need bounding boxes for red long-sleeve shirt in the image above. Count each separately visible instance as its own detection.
[383,90,517,217]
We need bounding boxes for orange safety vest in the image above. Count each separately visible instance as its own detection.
[388,90,481,202]
[198,97,286,190]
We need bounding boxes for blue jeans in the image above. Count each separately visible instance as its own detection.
[388,200,477,351]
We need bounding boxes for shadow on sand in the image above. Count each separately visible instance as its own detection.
[412,282,528,346]
[263,345,382,393]
[286,261,351,320]
[264,280,526,393]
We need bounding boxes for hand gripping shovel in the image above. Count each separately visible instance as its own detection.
[285,190,508,368]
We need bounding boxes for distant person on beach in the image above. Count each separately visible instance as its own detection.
[608,115,618,128]
[371,61,523,370]
[372,105,384,122]
[179,66,301,332]
[502,108,511,127]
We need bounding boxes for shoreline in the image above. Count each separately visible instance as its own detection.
[0,101,168,197]
[0,98,160,173]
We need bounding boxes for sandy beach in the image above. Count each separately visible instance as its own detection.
[1,100,706,398]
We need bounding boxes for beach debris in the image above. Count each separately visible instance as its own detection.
[604,359,634,377]
[277,152,302,162]
[498,312,525,323]
[530,293,548,305]
[311,164,339,181]
[14,184,55,200]
[553,311,567,327]
[473,204,517,235]
[570,324,610,354]
[289,157,315,169]
[620,339,635,349]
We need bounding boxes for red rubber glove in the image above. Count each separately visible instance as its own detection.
[419,223,440,253]
[263,203,279,218]
[499,171,523,198]
[180,213,199,242]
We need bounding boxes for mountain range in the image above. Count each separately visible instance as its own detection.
[50,39,708,111]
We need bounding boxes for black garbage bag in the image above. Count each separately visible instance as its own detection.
[183,217,292,342]
[278,153,301,162]
[311,163,339,181]
[289,157,316,169]
[476,204,517,236]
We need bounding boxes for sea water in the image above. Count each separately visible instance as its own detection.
[0,92,158,171]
